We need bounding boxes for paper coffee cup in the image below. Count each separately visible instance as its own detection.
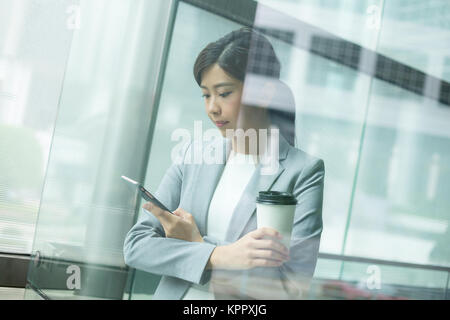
[256,191,297,248]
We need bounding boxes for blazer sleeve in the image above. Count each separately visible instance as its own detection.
[260,157,324,297]
[123,141,216,285]
[280,157,324,279]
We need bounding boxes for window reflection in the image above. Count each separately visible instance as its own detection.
[2,0,448,300]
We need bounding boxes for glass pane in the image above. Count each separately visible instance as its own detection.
[0,0,74,254]
[340,261,448,300]
[313,258,342,280]
[17,0,449,301]
[308,257,342,299]
[252,1,382,255]
[129,0,245,300]
[256,0,382,49]
[309,258,448,300]
[344,2,450,267]
[127,0,381,299]
[378,0,450,81]
[24,0,171,300]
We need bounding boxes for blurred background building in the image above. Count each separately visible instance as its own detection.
[0,0,449,300]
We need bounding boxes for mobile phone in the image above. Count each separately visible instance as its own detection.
[121,175,173,214]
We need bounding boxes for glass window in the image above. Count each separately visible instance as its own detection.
[0,0,75,254]
[12,0,449,300]
[23,0,172,300]
[128,0,450,299]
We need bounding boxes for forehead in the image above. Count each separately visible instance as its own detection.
[200,64,239,89]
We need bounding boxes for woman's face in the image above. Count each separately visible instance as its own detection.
[200,63,243,137]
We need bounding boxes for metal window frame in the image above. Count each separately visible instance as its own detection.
[0,252,29,288]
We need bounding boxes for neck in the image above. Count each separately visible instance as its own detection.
[230,107,272,155]
[231,126,272,155]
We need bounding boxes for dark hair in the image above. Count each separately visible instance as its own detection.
[193,27,296,146]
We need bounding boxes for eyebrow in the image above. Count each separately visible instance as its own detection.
[200,82,235,90]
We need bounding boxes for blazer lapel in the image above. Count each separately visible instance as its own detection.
[192,133,291,240]
[225,133,291,242]
[225,162,285,242]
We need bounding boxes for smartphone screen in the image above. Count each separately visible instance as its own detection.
[121,175,173,214]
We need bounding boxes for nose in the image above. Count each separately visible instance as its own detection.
[207,96,221,115]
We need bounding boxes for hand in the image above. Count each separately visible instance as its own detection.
[208,227,289,270]
[143,202,203,243]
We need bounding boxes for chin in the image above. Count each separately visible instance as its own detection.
[218,129,227,137]
[217,127,234,139]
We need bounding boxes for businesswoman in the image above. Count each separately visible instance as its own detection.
[123,27,325,300]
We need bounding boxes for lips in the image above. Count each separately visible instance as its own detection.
[215,121,229,127]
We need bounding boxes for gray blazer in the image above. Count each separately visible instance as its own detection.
[123,133,325,299]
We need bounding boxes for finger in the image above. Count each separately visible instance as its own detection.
[143,202,174,223]
[142,202,152,211]
[251,249,289,262]
[173,208,193,221]
[173,209,183,217]
[253,239,289,255]
[251,227,282,240]
[143,202,164,216]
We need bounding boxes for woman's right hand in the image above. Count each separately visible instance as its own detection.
[208,227,290,270]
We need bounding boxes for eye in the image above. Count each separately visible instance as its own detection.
[202,94,210,99]
[220,91,232,98]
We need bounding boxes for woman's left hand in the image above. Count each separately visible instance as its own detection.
[142,202,203,243]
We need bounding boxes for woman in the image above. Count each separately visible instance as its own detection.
[123,27,325,300]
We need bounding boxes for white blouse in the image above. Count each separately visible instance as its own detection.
[182,149,258,300]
